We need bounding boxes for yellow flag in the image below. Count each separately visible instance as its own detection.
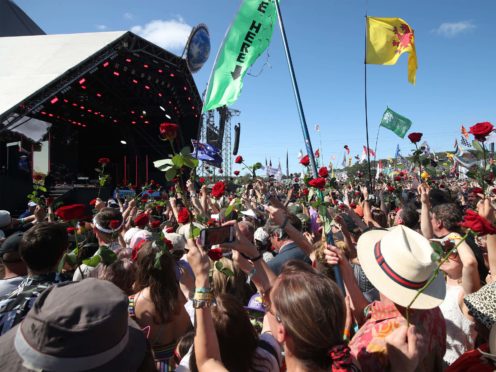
[366,17,418,84]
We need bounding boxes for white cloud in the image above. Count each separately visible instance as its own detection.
[124,12,134,20]
[96,24,108,30]
[131,18,192,52]
[433,21,475,37]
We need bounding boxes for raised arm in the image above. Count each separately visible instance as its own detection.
[418,184,433,239]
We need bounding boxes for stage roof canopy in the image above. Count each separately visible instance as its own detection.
[0,31,202,153]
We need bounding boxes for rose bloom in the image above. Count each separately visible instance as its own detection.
[234,170,240,176]
[211,181,225,199]
[55,204,86,221]
[207,248,223,261]
[294,177,299,182]
[300,155,310,166]
[109,219,122,230]
[460,209,496,236]
[98,157,110,165]
[199,177,206,184]
[407,132,423,144]
[234,155,243,164]
[302,188,309,196]
[469,122,494,142]
[308,177,326,189]
[149,219,161,229]
[134,213,149,227]
[394,176,402,182]
[318,167,329,178]
[33,173,44,181]
[89,198,97,206]
[387,185,395,192]
[159,122,179,141]
[177,208,190,224]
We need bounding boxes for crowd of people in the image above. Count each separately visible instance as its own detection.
[0,171,495,371]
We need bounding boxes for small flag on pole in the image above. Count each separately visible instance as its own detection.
[366,17,418,84]
[344,145,350,155]
[379,107,412,138]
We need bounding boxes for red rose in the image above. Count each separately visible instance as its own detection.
[469,122,494,142]
[109,219,121,229]
[394,176,402,182]
[66,227,75,234]
[300,155,310,166]
[149,180,155,185]
[350,202,357,209]
[134,213,149,227]
[315,149,320,158]
[55,204,86,221]
[33,173,44,181]
[234,170,240,176]
[142,194,149,200]
[165,227,174,233]
[147,189,154,194]
[207,218,217,227]
[471,187,483,195]
[354,191,361,196]
[150,219,161,229]
[302,188,309,196]
[338,204,346,210]
[234,155,243,164]
[333,200,339,205]
[211,181,225,199]
[387,185,395,192]
[207,248,223,261]
[318,167,329,178]
[159,122,178,141]
[199,177,206,184]
[89,198,97,206]
[460,209,496,236]
[163,238,173,251]
[407,132,423,144]
[177,208,190,224]
[294,177,299,183]
[308,177,326,189]
[98,157,110,165]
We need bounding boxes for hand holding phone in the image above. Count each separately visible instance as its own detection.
[200,226,235,249]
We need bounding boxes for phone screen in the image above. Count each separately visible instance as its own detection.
[201,226,234,248]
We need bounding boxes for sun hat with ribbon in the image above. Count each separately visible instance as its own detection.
[357,225,446,309]
[0,278,147,371]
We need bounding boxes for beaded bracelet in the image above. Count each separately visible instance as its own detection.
[195,287,212,294]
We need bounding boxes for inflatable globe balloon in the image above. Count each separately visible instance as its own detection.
[185,24,211,73]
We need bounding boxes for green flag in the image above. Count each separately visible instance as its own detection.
[380,107,412,138]
[202,0,277,112]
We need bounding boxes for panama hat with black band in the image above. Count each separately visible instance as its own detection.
[357,225,446,310]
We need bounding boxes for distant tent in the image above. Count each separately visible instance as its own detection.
[0,0,45,37]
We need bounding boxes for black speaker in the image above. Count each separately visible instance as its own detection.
[232,123,240,155]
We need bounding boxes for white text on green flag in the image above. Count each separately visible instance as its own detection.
[380,107,412,138]
[202,0,277,112]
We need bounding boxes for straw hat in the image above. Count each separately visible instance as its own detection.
[357,225,446,309]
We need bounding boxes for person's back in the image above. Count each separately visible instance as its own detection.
[0,222,69,335]
[129,242,192,369]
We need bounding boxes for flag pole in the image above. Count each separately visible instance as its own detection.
[373,124,381,161]
[364,16,373,190]
[274,1,317,177]
[275,1,345,295]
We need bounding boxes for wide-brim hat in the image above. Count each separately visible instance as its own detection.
[0,278,146,371]
[357,225,446,310]
[464,282,496,330]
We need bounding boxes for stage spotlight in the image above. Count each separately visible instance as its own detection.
[159,106,165,112]
[165,114,171,119]
[120,140,127,145]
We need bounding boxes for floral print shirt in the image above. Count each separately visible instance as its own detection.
[349,301,446,372]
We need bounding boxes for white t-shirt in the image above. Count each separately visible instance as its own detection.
[176,332,281,372]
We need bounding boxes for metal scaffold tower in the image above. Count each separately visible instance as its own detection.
[201,105,240,176]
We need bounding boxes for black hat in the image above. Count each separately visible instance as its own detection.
[0,232,23,260]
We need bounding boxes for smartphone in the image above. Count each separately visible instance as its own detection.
[200,226,235,248]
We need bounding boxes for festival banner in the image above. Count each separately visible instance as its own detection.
[366,17,418,84]
[380,107,412,138]
[202,0,277,112]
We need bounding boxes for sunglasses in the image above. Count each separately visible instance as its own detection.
[261,287,282,323]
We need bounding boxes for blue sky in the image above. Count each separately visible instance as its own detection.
[16,0,496,173]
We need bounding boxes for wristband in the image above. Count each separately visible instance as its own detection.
[193,298,216,309]
[195,287,212,294]
[193,292,214,301]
